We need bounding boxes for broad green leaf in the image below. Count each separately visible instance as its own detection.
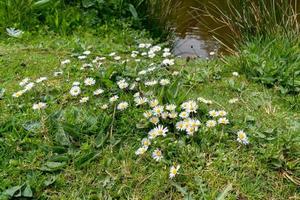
[4,185,22,197]
[128,4,138,19]
[46,161,66,168]
[32,0,51,9]
[41,161,66,171]
[22,184,33,197]
[44,176,57,186]
[55,127,71,146]
[82,0,96,8]
[216,183,233,200]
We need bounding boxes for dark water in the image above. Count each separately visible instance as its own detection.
[170,0,231,58]
[169,0,300,58]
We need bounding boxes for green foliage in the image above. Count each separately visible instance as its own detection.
[0,0,173,36]
[0,25,299,199]
[239,34,300,94]
[0,0,145,34]
[198,0,300,43]
[0,0,82,34]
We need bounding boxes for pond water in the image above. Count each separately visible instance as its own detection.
[170,0,231,58]
[169,0,300,58]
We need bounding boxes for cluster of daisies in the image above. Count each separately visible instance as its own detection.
[12,77,49,110]
[10,42,249,180]
[134,96,249,179]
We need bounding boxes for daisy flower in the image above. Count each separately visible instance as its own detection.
[169,165,180,179]
[129,82,136,90]
[181,100,198,113]
[172,71,179,76]
[176,121,185,131]
[117,101,129,110]
[168,111,178,119]
[160,79,170,86]
[189,118,201,129]
[70,86,81,96]
[141,138,151,147]
[163,52,171,57]
[61,59,71,65]
[72,81,80,86]
[162,59,174,66]
[179,111,190,119]
[79,97,89,103]
[101,104,108,110]
[138,70,147,75]
[206,120,217,128]
[109,95,119,103]
[149,117,159,125]
[12,90,25,98]
[145,43,152,48]
[148,129,158,139]
[114,56,121,60]
[35,77,48,83]
[229,98,239,104]
[117,79,129,89]
[53,71,63,76]
[166,104,176,111]
[161,112,169,119]
[186,127,196,136]
[232,72,239,77]
[6,28,23,38]
[152,149,163,162]
[150,45,161,52]
[218,110,227,117]
[93,89,104,96]
[143,110,153,119]
[24,82,35,91]
[218,117,229,125]
[78,55,87,60]
[133,92,140,98]
[134,97,148,106]
[145,80,158,87]
[237,130,249,145]
[32,102,47,110]
[131,53,137,58]
[198,97,213,105]
[138,43,146,48]
[84,78,96,86]
[83,50,91,55]
[148,52,156,58]
[152,105,164,116]
[149,99,159,108]
[154,125,168,137]
[19,78,30,87]
[209,110,219,118]
[135,146,148,155]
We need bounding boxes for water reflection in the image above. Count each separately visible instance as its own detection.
[169,0,300,58]
[170,0,229,58]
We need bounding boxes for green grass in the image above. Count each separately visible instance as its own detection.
[0,25,299,199]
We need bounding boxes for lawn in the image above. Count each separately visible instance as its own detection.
[0,24,299,199]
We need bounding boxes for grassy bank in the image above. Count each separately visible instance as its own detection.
[0,24,299,199]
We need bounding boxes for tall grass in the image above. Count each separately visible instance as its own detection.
[0,0,82,34]
[192,0,300,94]
[193,0,300,51]
[0,0,176,36]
